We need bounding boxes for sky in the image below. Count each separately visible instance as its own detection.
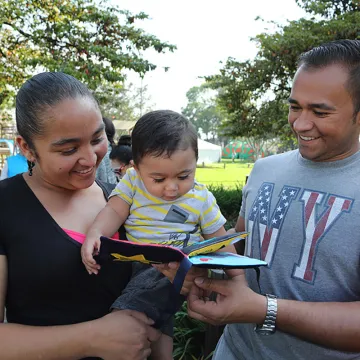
[113,0,307,112]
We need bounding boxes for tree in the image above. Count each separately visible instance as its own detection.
[206,0,360,143]
[99,84,137,122]
[99,82,154,122]
[0,0,176,107]
[182,85,225,142]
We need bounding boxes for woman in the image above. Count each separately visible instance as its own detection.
[109,135,133,181]
[95,117,117,184]
[0,72,175,360]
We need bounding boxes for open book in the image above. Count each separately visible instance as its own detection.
[96,232,267,269]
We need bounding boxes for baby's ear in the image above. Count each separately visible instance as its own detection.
[133,162,139,174]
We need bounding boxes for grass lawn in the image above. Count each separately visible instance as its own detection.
[195,159,254,188]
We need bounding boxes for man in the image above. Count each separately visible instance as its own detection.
[187,39,360,359]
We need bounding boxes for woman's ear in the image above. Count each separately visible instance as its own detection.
[16,136,36,162]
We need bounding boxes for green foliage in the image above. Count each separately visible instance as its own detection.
[174,302,213,360]
[99,82,153,122]
[296,0,359,18]
[208,184,242,228]
[182,85,226,141]
[206,0,360,143]
[0,0,176,107]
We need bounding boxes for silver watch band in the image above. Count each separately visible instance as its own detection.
[255,294,277,335]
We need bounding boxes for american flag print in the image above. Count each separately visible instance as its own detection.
[247,183,300,265]
[293,190,353,283]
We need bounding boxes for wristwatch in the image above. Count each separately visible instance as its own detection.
[255,294,277,335]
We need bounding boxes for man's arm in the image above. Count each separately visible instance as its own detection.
[187,265,360,352]
[275,299,360,352]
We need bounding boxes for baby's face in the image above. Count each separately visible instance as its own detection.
[135,147,197,201]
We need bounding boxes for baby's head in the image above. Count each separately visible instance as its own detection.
[132,110,198,201]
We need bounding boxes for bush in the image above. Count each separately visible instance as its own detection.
[173,302,213,360]
[208,184,243,229]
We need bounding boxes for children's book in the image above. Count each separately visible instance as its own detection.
[96,232,267,269]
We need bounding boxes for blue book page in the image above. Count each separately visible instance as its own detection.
[189,252,267,268]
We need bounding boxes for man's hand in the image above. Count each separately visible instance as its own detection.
[187,269,267,326]
[153,262,207,295]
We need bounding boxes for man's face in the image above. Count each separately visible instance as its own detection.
[288,64,360,162]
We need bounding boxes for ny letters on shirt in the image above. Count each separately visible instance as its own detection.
[246,182,353,284]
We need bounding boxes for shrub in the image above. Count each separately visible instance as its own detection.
[208,184,243,229]
[173,302,213,360]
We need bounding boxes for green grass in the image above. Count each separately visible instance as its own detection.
[195,160,253,188]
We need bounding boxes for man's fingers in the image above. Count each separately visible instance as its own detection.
[193,276,230,296]
[225,268,246,278]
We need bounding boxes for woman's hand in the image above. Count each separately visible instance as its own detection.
[187,269,267,326]
[88,310,161,360]
[153,262,208,296]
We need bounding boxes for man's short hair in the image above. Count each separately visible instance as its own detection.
[298,39,360,114]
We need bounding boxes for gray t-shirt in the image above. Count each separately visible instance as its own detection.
[216,150,360,360]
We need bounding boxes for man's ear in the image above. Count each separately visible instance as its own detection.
[16,136,36,162]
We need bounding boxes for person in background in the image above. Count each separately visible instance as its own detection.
[96,116,117,184]
[109,135,133,182]
[0,145,28,180]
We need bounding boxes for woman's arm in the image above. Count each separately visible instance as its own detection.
[0,256,160,360]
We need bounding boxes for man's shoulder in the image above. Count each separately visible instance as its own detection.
[254,150,298,169]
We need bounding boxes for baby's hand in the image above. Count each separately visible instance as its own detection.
[81,235,101,275]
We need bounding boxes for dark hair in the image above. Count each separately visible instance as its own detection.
[118,135,132,147]
[131,110,198,165]
[109,135,132,165]
[298,39,360,114]
[102,116,116,147]
[16,72,98,151]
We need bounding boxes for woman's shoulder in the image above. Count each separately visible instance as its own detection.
[0,174,26,194]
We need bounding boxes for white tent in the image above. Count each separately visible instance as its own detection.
[197,139,222,164]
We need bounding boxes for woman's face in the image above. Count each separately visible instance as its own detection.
[21,97,108,190]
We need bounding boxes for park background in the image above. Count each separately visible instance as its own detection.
[1,0,360,358]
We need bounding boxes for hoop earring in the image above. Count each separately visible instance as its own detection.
[28,161,35,176]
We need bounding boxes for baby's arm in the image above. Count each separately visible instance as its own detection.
[81,196,130,274]
[202,227,237,253]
